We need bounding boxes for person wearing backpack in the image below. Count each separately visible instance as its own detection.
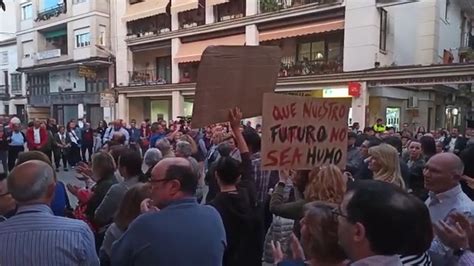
[7,123,26,171]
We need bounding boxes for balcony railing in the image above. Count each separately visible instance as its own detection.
[126,28,171,40]
[35,3,67,22]
[129,69,169,86]
[279,59,343,77]
[259,0,338,13]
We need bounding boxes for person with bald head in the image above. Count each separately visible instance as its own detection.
[424,153,474,264]
[111,157,226,266]
[103,120,130,146]
[0,160,99,265]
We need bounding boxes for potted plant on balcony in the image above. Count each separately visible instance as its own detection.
[260,0,280,13]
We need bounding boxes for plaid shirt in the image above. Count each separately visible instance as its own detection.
[251,152,279,204]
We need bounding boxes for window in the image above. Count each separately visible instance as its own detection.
[98,25,106,46]
[0,52,7,65]
[22,40,33,58]
[21,3,32,20]
[156,56,171,83]
[297,41,325,61]
[379,8,388,51]
[10,73,22,95]
[444,0,450,21]
[75,29,91,48]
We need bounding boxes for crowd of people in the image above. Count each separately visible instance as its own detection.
[0,111,473,266]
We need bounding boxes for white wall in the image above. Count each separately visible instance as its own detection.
[437,0,463,63]
[0,0,18,41]
[343,0,395,71]
[388,3,418,66]
[112,0,129,87]
[388,0,469,66]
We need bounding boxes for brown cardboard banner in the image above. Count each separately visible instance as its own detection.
[261,93,350,170]
[191,46,281,128]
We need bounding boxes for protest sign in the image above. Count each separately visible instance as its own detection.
[261,93,350,170]
[191,46,281,128]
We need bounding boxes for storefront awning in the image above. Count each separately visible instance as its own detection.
[259,20,345,42]
[174,34,246,63]
[123,0,169,22]
[171,0,199,14]
[206,0,230,7]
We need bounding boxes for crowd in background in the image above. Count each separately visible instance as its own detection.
[0,111,473,266]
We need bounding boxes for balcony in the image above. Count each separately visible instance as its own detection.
[178,5,205,29]
[215,0,246,22]
[129,69,169,86]
[459,33,474,63]
[35,3,67,22]
[126,14,171,40]
[279,57,342,77]
[259,0,338,13]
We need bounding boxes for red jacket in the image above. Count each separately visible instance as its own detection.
[26,127,48,150]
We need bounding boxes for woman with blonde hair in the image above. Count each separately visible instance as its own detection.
[368,143,405,189]
[270,165,347,231]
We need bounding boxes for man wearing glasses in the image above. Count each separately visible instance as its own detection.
[111,157,226,266]
[334,180,433,266]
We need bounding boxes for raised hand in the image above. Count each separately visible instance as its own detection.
[228,107,242,130]
[433,220,469,250]
[140,198,160,214]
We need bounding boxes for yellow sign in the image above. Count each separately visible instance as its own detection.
[78,66,97,79]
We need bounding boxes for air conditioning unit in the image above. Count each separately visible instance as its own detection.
[407,96,419,108]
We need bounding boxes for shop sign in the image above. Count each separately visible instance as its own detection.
[100,91,115,108]
[348,82,361,97]
[36,49,61,60]
[78,66,97,79]
[368,75,474,87]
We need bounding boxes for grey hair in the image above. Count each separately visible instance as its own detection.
[156,139,172,154]
[144,148,163,167]
[8,162,54,202]
[176,141,193,157]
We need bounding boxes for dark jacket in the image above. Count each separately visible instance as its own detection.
[85,175,118,226]
[406,157,427,201]
[54,132,72,151]
[461,142,474,200]
[209,152,263,266]
[443,136,467,154]
[0,133,8,151]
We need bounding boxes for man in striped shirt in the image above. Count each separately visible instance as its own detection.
[0,160,99,265]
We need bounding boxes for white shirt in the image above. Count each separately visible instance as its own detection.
[426,185,474,257]
[448,138,457,152]
[33,128,41,144]
[69,131,79,145]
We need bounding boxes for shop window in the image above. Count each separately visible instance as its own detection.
[386,107,400,131]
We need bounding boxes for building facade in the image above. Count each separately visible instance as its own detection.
[114,0,473,131]
[15,0,114,126]
[0,0,28,120]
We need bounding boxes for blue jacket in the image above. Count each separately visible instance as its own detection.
[111,198,226,266]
